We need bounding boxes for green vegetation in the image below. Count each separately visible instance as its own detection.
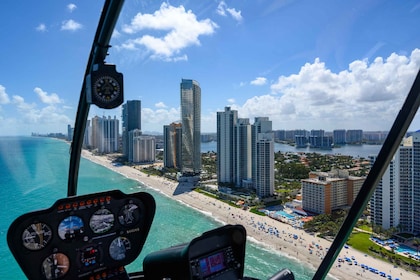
[303,210,347,238]
[347,232,420,273]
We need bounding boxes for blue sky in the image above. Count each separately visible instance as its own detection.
[0,0,419,135]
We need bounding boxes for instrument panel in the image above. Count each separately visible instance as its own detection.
[143,224,246,280]
[8,190,155,280]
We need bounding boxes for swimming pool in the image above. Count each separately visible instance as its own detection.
[395,244,419,256]
[275,210,295,220]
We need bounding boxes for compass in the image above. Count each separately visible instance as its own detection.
[87,63,123,109]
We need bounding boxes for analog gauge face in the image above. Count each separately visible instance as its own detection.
[93,76,120,103]
[41,253,70,280]
[89,208,114,234]
[22,222,52,250]
[58,216,84,240]
[118,202,140,226]
[109,236,131,261]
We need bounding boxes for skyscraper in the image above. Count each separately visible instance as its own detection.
[370,133,420,233]
[180,79,201,175]
[163,122,182,169]
[252,117,274,197]
[122,100,141,158]
[217,107,238,184]
[91,115,119,153]
[235,118,252,187]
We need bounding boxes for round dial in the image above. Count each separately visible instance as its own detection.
[22,222,52,250]
[93,75,121,103]
[118,202,140,226]
[109,236,131,261]
[41,253,70,280]
[89,208,114,233]
[58,216,84,240]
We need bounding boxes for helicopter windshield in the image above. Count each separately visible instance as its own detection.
[0,1,420,280]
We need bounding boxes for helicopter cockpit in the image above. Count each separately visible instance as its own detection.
[5,0,420,279]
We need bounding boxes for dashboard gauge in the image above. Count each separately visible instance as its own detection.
[58,216,84,240]
[41,253,70,280]
[109,236,131,261]
[22,222,52,250]
[89,208,114,234]
[118,202,140,226]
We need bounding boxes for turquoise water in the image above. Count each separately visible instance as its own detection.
[275,210,296,220]
[396,244,419,256]
[0,137,322,279]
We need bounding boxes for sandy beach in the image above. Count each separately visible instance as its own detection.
[82,150,417,280]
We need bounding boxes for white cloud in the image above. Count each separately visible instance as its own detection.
[250,77,267,86]
[227,98,235,103]
[233,49,420,130]
[155,101,167,108]
[12,94,70,125]
[61,19,83,31]
[120,3,218,61]
[0,85,10,104]
[67,3,77,13]
[216,1,243,22]
[36,23,47,32]
[141,107,180,132]
[34,87,62,104]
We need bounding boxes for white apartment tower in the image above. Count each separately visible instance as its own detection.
[217,107,238,184]
[235,118,252,187]
[252,117,274,197]
[132,136,156,163]
[91,115,119,154]
[370,133,420,233]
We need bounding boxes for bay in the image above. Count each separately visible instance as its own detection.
[202,141,382,158]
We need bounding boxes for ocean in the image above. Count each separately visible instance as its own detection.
[0,137,329,280]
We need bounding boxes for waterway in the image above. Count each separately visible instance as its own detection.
[201,141,382,159]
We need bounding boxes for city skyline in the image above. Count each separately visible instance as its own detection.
[1,1,420,136]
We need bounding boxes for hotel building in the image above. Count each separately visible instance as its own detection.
[301,170,364,214]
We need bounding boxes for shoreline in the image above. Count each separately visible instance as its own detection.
[81,150,416,280]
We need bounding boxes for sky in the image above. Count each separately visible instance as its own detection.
[0,0,419,136]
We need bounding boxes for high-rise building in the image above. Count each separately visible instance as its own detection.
[235,118,252,187]
[163,122,182,169]
[346,129,363,144]
[132,135,156,163]
[252,117,274,197]
[122,100,141,158]
[91,115,119,153]
[180,79,201,175]
[217,107,238,184]
[128,129,142,162]
[333,129,346,145]
[67,124,73,141]
[370,133,420,233]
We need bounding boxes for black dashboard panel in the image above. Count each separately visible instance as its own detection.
[7,190,155,280]
[143,224,246,280]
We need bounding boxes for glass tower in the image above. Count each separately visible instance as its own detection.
[180,79,201,175]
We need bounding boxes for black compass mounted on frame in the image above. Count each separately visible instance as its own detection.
[86,63,124,109]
